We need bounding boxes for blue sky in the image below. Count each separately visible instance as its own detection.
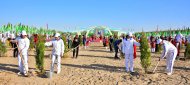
[0,0,190,32]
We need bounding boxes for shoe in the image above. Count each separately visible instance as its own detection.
[167,72,172,75]
[17,72,22,76]
[57,70,61,74]
[24,73,29,77]
[125,70,130,73]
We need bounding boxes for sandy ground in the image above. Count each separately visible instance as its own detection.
[0,42,190,85]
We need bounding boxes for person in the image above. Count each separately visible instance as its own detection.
[11,31,30,76]
[109,36,114,52]
[82,35,87,49]
[150,35,156,52]
[123,32,140,72]
[157,39,177,75]
[72,35,80,58]
[1,34,7,44]
[133,36,137,59]
[113,39,122,59]
[50,33,64,74]
[103,36,107,47]
[67,35,72,49]
[175,33,183,59]
[10,34,18,57]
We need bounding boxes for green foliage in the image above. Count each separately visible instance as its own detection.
[185,43,190,59]
[35,35,45,73]
[29,36,35,50]
[0,41,7,57]
[61,34,69,53]
[140,32,151,73]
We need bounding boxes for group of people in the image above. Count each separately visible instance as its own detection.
[104,32,190,75]
[1,30,190,76]
[0,31,65,76]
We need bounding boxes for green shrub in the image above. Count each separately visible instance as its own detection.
[185,43,190,59]
[0,41,7,57]
[35,35,45,73]
[140,32,151,73]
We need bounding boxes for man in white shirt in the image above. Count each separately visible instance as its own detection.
[122,32,140,72]
[11,30,30,76]
[50,33,64,74]
[157,39,177,75]
[175,33,183,57]
[1,34,7,44]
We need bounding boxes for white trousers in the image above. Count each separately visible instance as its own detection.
[125,54,134,72]
[166,51,177,73]
[18,54,28,74]
[50,54,61,72]
[151,48,155,52]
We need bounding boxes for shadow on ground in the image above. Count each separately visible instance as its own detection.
[62,63,141,73]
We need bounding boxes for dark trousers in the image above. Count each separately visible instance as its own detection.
[13,48,18,57]
[73,47,79,58]
[109,43,113,52]
[155,44,158,52]
[114,47,119,58]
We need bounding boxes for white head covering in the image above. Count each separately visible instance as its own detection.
[157,39,163,44]
[128,32,133,37]
[54,33,60,37]
[21,30,27,35]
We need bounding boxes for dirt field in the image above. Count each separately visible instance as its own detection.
[0,42,190,85]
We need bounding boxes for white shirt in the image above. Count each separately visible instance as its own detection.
[123,38,140,54]
[187,35,190,43]
[175,34,183,43]
[161,40,177,59]
[50,39,64,55]
[16,37,30,55]
[1,37,7,44]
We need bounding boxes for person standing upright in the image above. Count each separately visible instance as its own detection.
[175,32,183,59]
[82,35,87,49]
[109,35,114,52]
[72,35,80,58]
[123,32,140,72]
[11,31,30,76]
[50,33,64,74]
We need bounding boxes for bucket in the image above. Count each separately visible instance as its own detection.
[46,71,53,78]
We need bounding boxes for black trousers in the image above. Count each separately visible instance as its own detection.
[109,43,113,52]
[73,47,79,58]
[13,48,18,57]
[114,47,119,58]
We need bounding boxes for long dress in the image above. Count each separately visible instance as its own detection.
[133,45,137,59]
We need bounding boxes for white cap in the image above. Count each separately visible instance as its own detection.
[55,33,60,37]
[128,32,133,36]
[157,39,163,44]
[21,30,27,35]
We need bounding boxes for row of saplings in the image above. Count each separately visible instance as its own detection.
[0,33,190,76]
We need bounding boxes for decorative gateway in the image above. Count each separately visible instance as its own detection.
[86,26,113,37]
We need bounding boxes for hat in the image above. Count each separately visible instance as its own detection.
[157,39,163,44]
[21,30,27,35]
[54,33,60,37]
[128,32,133,36]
